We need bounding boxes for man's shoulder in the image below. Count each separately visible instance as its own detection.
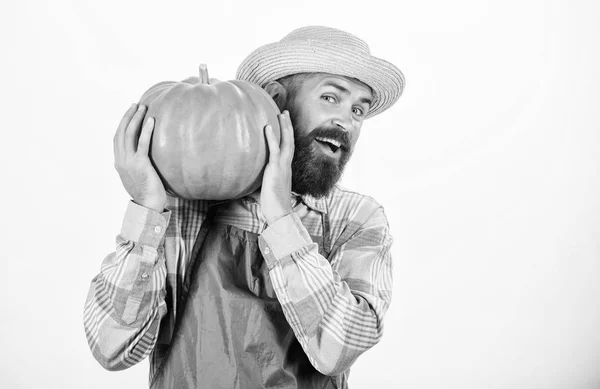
[328,184,384,207]
[325,184,386,223]
[322,185,391,247]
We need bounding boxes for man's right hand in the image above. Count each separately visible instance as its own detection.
[113,103,167,213]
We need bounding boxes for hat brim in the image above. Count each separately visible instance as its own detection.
[236,40,405,118]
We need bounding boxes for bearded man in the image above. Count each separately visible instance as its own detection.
[84,26,405,388]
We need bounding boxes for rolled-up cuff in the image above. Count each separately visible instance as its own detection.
[120,201,171,248]
[259,213,312,269]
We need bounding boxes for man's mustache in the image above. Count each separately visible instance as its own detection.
[306,126,351,152]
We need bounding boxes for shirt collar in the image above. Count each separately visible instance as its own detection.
[295,191,328,214]
[242,190,329,214]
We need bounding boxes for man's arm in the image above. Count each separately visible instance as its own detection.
[84,103,170,369]
[259,202,393,376]
[83,202,170,370]
[259,110,393,375]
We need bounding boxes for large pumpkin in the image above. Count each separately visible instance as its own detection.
[139,64,281,200]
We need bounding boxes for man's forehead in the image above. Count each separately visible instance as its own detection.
[303,73,373,98]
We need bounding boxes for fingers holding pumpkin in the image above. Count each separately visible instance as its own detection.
[114,103,139,162]
[124,104,147,155]
[264,124,280,163]
[278,110,295,164]
[137,117,155,157]
[261,114,294,225]
[265,111,295,165]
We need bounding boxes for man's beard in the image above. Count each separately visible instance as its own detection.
[291,125,352,198]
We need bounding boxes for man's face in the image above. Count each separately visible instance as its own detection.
[283,73,373,198]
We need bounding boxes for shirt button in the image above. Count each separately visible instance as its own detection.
[154,226,162,233]
[264,247,271,255]
[141,273,149,280]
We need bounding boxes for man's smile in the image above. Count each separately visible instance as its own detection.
[314,137,342,158]
[313,134,352,159]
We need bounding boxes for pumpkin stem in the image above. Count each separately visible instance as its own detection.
[199,64,209,84]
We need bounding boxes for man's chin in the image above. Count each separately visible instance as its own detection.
[293,184,334,199]
[291,166,343,199]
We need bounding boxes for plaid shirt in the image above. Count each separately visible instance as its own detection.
[84,184,393,384]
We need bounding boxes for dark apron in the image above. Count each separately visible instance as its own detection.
[150,205,338,388]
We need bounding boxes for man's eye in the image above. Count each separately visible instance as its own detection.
[322,95,336,103]
[353,107,365,116]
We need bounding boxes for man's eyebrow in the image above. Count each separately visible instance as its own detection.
[322,81,350,95]
[321,81,373,106]
[358,96,373,106]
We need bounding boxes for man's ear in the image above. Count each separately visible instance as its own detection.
[264,81,288,111]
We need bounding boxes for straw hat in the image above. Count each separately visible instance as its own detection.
[236,26,405,118]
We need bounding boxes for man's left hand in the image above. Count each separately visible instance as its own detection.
[260,110,295,225]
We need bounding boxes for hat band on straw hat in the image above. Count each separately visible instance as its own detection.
[236,26,405,118]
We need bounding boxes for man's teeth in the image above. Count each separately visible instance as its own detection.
[315,137,341,148]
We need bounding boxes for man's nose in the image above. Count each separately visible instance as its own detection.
[331,110,353,132]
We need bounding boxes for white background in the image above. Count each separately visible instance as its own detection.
[1,0,599,388]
